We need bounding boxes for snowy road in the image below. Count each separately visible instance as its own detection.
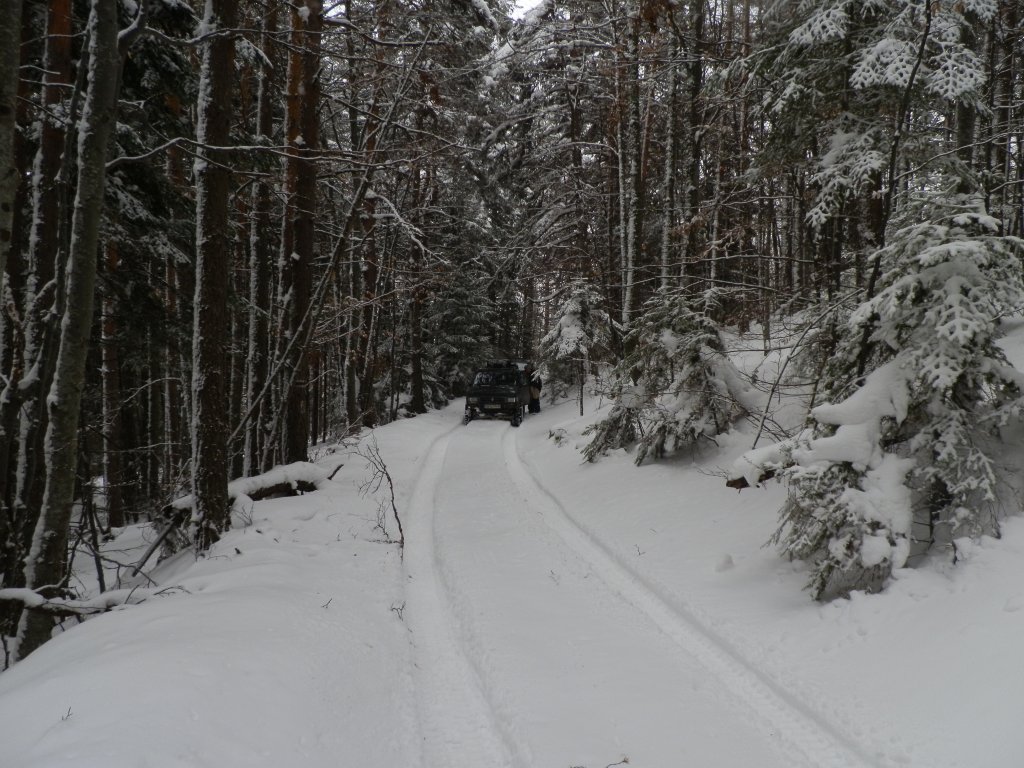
[3,401,1020,767]
[3,396,1022,768]
[404,419,876,768]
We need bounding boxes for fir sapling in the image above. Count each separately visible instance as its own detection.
[585,290,753,464]
[737,199,1024,600]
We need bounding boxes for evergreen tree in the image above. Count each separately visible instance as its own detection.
[190,0,238,549]
[423,262,498,402]
[537,278,614,416]
[585,290,751,463]
[740,197,1024,599]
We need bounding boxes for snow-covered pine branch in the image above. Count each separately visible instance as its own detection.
[585,290,754,464]
[734,199,1024,600]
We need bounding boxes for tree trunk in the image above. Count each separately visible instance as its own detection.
[0,0,77,646]
[101,239,124,527]
[357,198,380,428]
[18,0,123,660]
[163,124,187,491]
[190,0,238,550]
[243,7,276,476]
[659,52,678,292]
[408,284,427,413]
[614,16,641,328]
[0,0,23,299]
[0,0,25,649]
[280,0,322,463]
[683,0,706,289]
[407,167,426,414]
[13,0,74,511]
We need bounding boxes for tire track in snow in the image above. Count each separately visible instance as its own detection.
[403,425,516,768]
[503,428,881,768]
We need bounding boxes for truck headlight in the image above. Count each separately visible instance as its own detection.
[467,397,478,405]
[506,396,518,403]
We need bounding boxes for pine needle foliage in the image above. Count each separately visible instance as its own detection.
[537,279,614,406]
[585,290,750,464]
[423,263,498,401]
[749,197,1024,599]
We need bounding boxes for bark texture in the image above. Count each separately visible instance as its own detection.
[281,0,322,463]
[191,0,239,550]
[18,0,121,660]
[0,0,22,294]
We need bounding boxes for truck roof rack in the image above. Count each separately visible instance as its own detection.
[485,358,529,369]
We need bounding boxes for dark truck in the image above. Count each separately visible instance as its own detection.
[463,360,531,427]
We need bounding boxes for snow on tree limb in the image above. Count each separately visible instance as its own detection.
[0,587,166,617]
[168,461,337,519]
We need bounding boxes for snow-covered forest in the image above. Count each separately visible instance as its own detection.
[0,0,1023,720]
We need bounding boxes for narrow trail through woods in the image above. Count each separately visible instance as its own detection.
[403,424,517,768]
[403,415,877,768]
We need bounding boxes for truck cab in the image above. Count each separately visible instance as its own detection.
[463,360,531,426]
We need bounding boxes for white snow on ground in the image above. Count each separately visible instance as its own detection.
[4,339,1024,766]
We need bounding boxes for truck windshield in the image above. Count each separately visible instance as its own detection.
[474,370,517,386]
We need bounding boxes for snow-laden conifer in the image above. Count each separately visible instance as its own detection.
[757,0,995,244]
[537,279,614,416]
[424,264,496,404]
[585,290,752,464]
[736,198,1024,599]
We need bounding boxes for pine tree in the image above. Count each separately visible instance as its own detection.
[537,279,614,416]
[722,0,1024,601]
[585,290,751,463]
[190,0,238,550]
[423,262,497,403]
[740,196,1024,599]
[279,0,322,463]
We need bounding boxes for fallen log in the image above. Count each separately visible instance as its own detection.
[725,467,775,490]
[135,461,342,576]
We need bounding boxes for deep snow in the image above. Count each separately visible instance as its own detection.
[2,383,1024,766]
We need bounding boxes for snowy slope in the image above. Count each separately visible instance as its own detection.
[2,389,1024,767]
